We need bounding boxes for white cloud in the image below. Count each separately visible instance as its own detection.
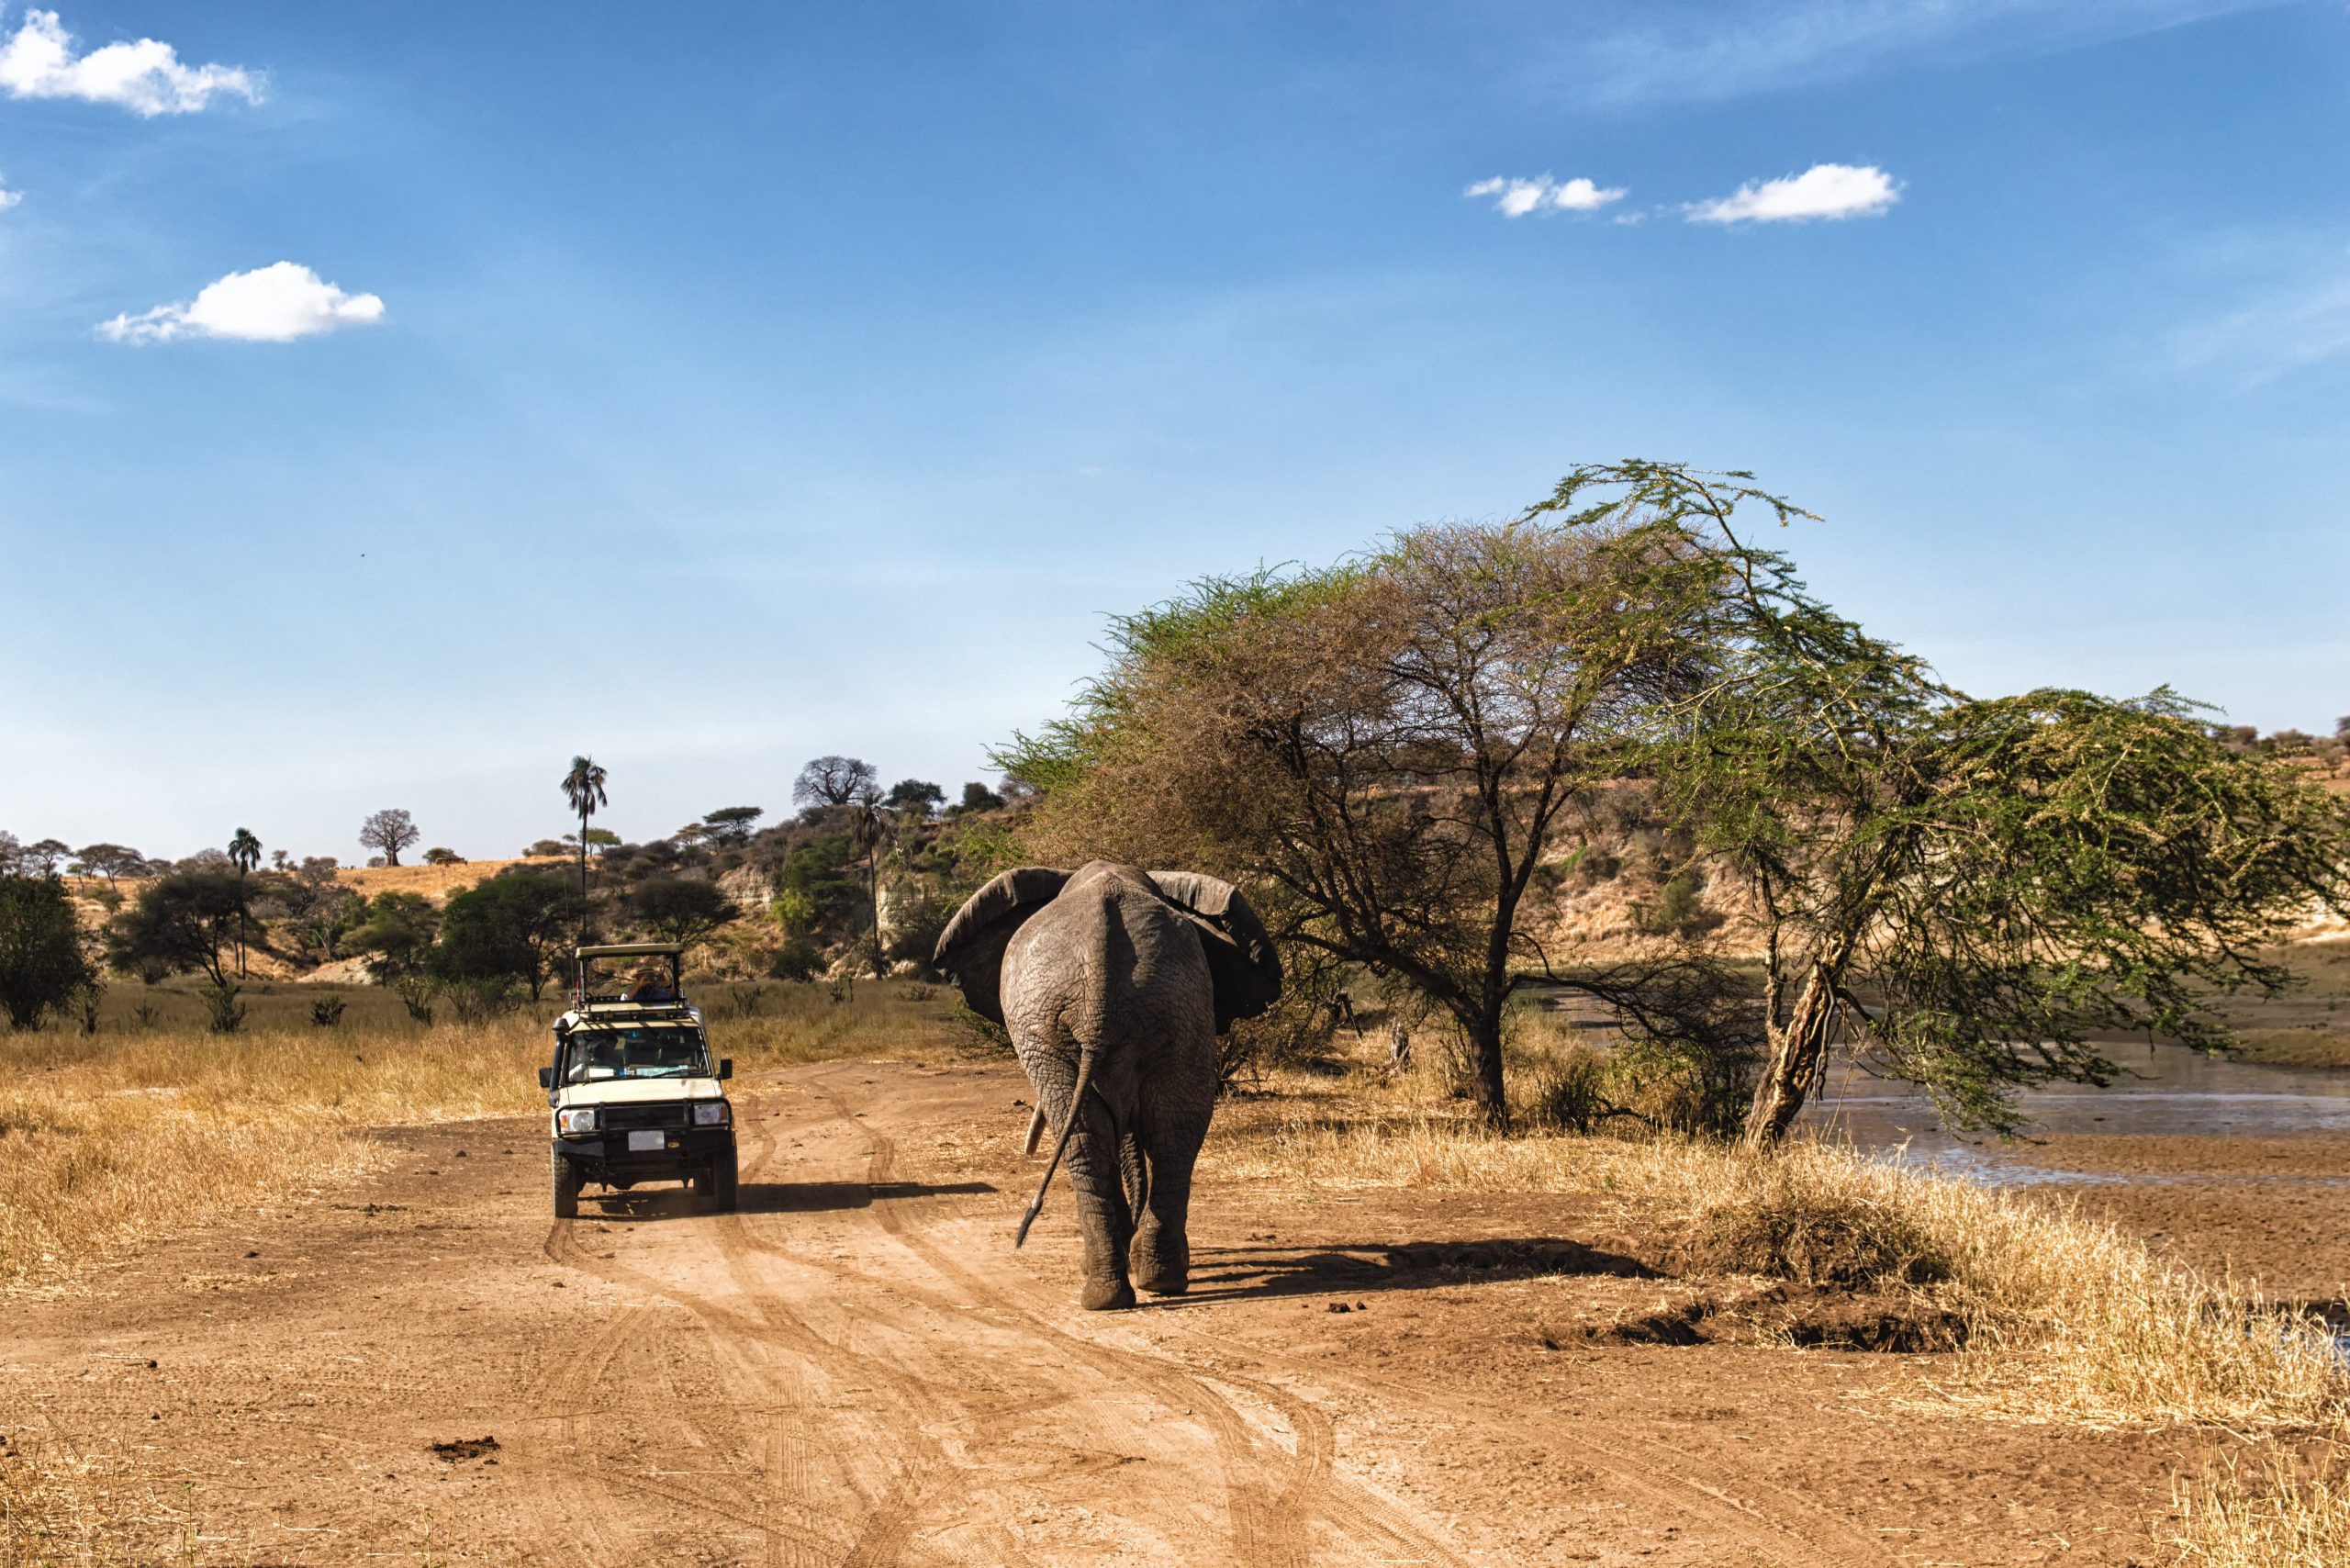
[0,181,17,211]
[2176,247,2350,382]
[1464,174,1628,218]
[1686,162,1900,224]
[98,263,386,344]
[1565,0,2285,107]
[0,7,258,115]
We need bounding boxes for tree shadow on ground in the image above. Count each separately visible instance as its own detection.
[1165,1236,1661,1306]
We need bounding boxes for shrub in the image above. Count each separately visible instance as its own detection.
[200,983,246,1035]
[0,875,95,1030]
[310,996,348,1027]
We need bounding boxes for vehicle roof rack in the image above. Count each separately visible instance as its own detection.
[576,942,685,959]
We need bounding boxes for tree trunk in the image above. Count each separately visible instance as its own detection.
[1468,1014,1509,1128]
[1742,961,1838,1146]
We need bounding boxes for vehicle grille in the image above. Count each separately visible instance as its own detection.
[601,1104,690,1132]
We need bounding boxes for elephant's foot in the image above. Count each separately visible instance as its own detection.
[1079,1275,1136,1312]
[1131,1228,1189,1295]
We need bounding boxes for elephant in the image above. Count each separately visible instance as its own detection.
[933,861,1282,1310]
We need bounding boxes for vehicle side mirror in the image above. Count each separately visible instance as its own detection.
[719,1058,733,1081]
[538,1067,554,1090]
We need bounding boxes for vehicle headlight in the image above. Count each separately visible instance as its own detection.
[692,1102,731,1126]
[556,1107,598,1135]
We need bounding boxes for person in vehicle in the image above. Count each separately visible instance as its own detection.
[625,962,679,1002]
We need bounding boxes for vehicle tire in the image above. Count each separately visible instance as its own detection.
[552,1150,580,1219]
[711,1152,738,1213]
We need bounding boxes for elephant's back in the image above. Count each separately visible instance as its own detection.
[999,872,1215,1047]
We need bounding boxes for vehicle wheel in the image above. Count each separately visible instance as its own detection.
[552,1150,580,1219]
[711,1153,738,1213]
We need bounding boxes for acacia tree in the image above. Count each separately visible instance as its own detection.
[1006,460,2350,1137]
[72,844,141,890]
[703,806,764,847]
[359,809,420,867]
[432,869,578,1001]
[1002,472,1737,1124]
[1608,465,2350,1137]
[106,870,251,1030]
[624,878,739,951]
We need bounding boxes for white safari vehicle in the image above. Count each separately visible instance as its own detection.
[540,943,737,1218]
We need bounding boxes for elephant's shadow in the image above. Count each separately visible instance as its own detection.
[1173,1236,1661,1305]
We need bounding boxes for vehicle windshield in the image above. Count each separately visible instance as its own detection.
[561,1025,711,1083]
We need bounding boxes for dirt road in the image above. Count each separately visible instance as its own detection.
[4,1060,2197,1565]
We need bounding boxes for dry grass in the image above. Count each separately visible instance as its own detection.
[0,1443,138,1568]
[2167,1447,2350,1566]
[1214,1044,2348,1434]
[0,979,970,1557]
[0,979,964,1294]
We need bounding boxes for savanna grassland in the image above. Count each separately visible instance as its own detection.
[9,984,2350,1564]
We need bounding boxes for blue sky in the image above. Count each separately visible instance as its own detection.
[2,0,2344,861]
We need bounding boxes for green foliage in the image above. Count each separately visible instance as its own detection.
[106,870,247,990]
[1635,868,1720,939]
[432,869,576,999]
[701,806,764,846]
[345,891,440,983]
[1651,471,2350,1134]
[885,778,946,813]
[767,932,826,981]
[995,464,1754,1124]
[623,878,739,947]
[0,875,97,1029]
[201,982,247,1035]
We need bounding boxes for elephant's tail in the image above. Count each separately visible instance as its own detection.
[1013,1043,1099,1249]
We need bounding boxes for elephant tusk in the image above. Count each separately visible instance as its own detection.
[1022,1105,1046,1156]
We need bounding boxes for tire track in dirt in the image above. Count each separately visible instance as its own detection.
[511,1291,664,1568]
[1125,1252,1899,1567]
[814,1062,1893,1568]
[798,1066,1471,1568]
[539,1117,939,1567]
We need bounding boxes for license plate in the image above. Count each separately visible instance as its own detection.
[626,1130,665,1152]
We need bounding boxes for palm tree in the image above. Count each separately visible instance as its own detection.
[227,827,262,978]
[560,756,608,979]
[851,802,886,980]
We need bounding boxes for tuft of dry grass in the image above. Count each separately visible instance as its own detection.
[2167,1447,2350,1567]
[0,1442,137,1568]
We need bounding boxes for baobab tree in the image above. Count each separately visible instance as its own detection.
[793,756,878,810]
[359,810,420,867]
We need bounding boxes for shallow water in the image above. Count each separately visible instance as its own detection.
[1799,1041,2350,1185]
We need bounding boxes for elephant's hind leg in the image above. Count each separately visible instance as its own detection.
[1063,1091,1138,1311]
[1132,1091,1209,1296]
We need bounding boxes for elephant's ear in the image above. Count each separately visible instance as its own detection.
[933,868,1072,1025]
[1148,871,1284,1032]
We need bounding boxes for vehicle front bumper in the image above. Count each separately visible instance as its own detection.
[554,1124,734,1178]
